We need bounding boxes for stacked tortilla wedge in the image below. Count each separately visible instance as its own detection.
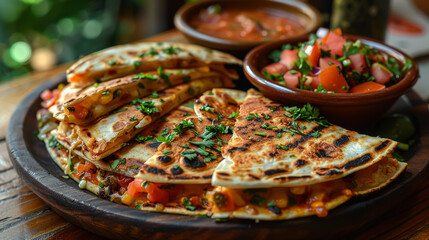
[37,42,407,221]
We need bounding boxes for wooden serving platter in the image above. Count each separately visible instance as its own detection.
[7,74,429,239]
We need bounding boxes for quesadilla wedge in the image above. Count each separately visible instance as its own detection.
[135,89,246,184]
[67,42,242,87]
[207,154,406,221]
[213,89,398,188]
[40,128,212,216]
[56,77,227,162]
[51,67,222,125]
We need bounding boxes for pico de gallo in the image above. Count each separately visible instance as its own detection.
[261,29,413,93]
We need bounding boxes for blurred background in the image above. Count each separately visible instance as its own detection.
[1,0,428,84]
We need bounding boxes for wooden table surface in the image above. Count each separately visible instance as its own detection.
[0,30,428,240]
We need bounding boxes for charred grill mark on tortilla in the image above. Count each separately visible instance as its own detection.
[147,141,162,149]
[145,166,166,175]
[227,147,248,153]
[157,155,172,163]
[343,153,372,169]
[170,167,183,175]
[334,135,350,147]
[285,125,326,149]
[217,172,230,176]
[274,175,312,181]
[183,157,206,169]
[375,140,390,151]
[264,169,287,176]
[294,159,307,168]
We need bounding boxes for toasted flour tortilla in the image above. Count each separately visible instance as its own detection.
[41,131,211,216]
[212,89,398,188]
[56,77,226,161]
[208,154,406,220]
[67,42,242,87]
[135,89,246,184]
[51,67,221,125]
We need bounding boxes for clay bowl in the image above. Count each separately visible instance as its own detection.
[174,0,321,56]
[244,35,419,131]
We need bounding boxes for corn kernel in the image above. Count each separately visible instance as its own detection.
[121,192,135,205]
[290,186,306,195]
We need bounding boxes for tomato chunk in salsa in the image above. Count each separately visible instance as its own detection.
[190,4,305,42]
[261,29,413,94]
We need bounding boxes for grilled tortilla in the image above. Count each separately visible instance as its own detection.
[41,129,212,216]
[56,77,227,162]
[135,89,246,184]
[208,154,406,221]
[67,42,242,87]
[212,89,398,188]
[51,67,221,125]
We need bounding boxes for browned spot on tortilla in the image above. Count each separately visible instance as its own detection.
[112,121,126,131]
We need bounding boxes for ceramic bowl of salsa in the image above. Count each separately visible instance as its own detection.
[174,0,321,54]
[243,31,419,131]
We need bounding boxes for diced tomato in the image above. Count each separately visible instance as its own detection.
[82,161,96,174]
[41,89,60,109]
[348,53,367,73]
[319,65,349,93]
[319,57,342,71]
[320,31,346,57]
[306,42,321,67]
[115,173,133,189]
[279,49,298,69]
[283,71,302,88]
[190,196,201,207]
[66,104,89,120]
[261,62,288,75]
[73,161,98,184]
[146,183,169,203]
[350,81,386,93]
[370,63,393,84]
[127,179,146,198]
[368,53,386,64]
[310,75,320,90]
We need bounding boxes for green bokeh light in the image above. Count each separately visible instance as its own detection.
[57,18,75,36]
[10,41,32,63]
[21,0,43,5]
[82,19,103,39]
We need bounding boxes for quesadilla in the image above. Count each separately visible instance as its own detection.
[207,89,405,220]
[213,89,398,188]
[56,77,228,162]
[135,89,246,184]
[51,67,222,125]
[66,42,242,87]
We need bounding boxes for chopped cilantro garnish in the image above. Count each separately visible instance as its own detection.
[228,112,239,119]
[267,200,276,207]
[113,107,128,114]
[101,90,110,95]
[61,175,69,179]
[110,158,126,169]
[131,99,159,115]
[250,195,266,206]
[129,117,137,121]
[188,87,195,95]
[254,132,267,136]
[132,72,158,81]
[108,59,117,65]
[182,197,197,211]
[261,123,277,130]
[67,106,75,112]
[48,136,64,149]
[162,151,172,155]
[200,104,215,113]
[139,47,158,57]
[173,119,195,134]
[188,139,217,149]
[129,165,139,169]
[99,183,105,188]
[284,103,331,127]
[162,46,181,55]
[312,131,321,138]
[157,66,172,86]
[173,164,180,169]
[149,91,159,98]
[276,145,289,150]
[181,149,197,160]
[133,60,141,68]
[133,135,154,143]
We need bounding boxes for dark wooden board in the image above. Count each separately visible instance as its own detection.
[7,75,429,240]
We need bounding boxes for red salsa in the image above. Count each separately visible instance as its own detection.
[261,29,413,93]
[190,4,305,42]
